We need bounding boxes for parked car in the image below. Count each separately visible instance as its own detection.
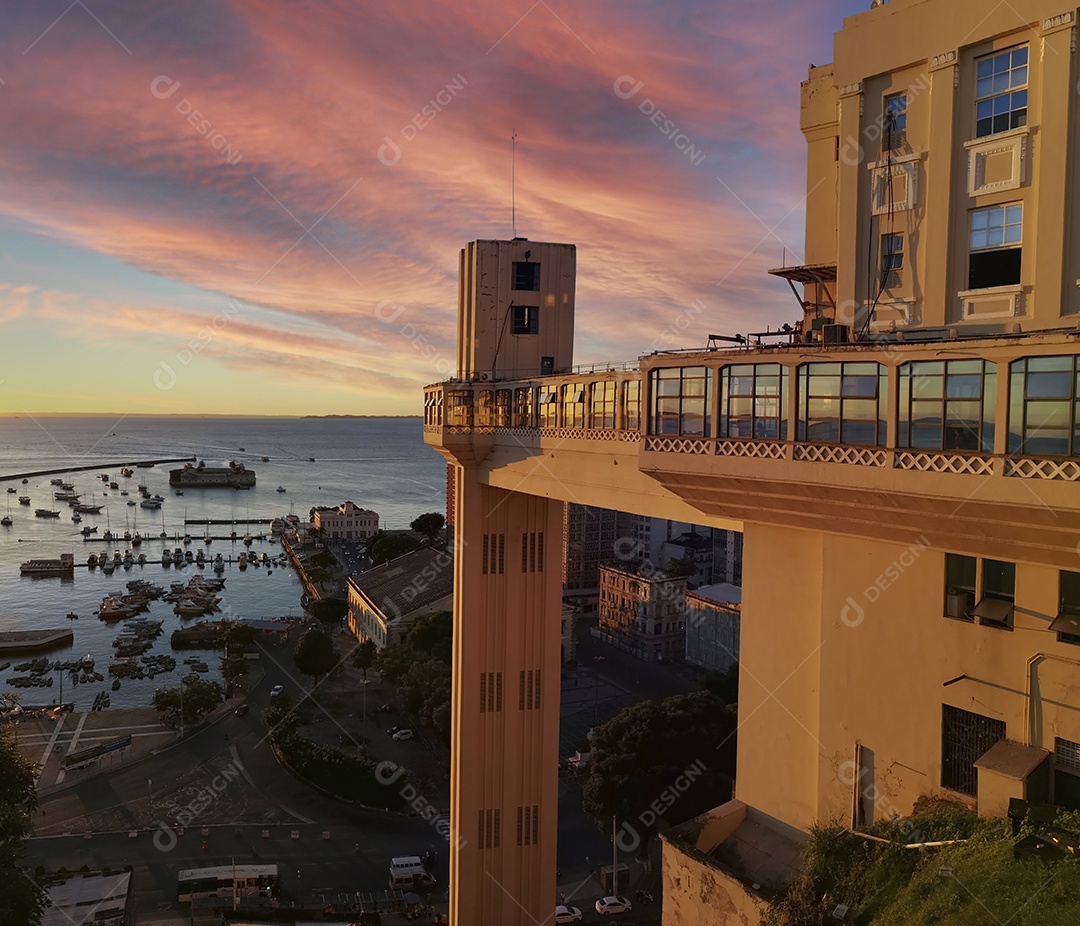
[392,729,414,741]
[234,703,249,716]
[270,685,284,698]
[387,725,402,736]
[554,905,583,923]
[595,896,633,915]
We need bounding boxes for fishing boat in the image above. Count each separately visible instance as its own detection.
[35,509,61,518]
[1,497,11,527]
[87,554,98,567]
[82,525,97,536]
[18,496,30,505]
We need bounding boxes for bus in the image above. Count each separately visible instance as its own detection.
[389,856,434,890]
[177,864,279,903]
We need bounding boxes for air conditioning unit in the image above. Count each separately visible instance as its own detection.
[822,324,850,345]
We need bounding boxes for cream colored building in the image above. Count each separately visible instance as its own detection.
[313,501,379,540]
[684,584,742,675]
[598,563,688,662]
[424,4,1080,923]
[346,546,453,648]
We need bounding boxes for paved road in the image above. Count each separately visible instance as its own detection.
[26,620,690,924]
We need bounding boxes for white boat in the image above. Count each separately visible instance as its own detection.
[120,490,129,496]
[141,499,162,509]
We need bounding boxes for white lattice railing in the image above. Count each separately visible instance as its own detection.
[715,440,788,460]
[537,428,641,442]
[893,451,994,476]
[643,436,712,454]
[1004,457,1080,482]
[793,444,888,467]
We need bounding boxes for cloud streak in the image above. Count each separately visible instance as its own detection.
[0,0,865,412]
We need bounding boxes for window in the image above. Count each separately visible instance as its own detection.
[493,389,511,427]
[945,554,976,621]
[513,387,532,427]
[797,362,887,446]
[942,704,1006,797]
[649,367,712,437]
[537,388,557,428]
[622,380,641,431]
[975,559,1015,629]
[968,204,1022,290]
[1055,737,1080,811]
[511,305,539,335]
[590,381,616,429]
[512,261,540,291]
[884,93,907,148]
[944,553,1014,628]
[882,233,904,272]
[719,364,788,440]
[975,46,1028,139]
[1051,571,1080,645]
[1009,356,1080,457]
[898,360,996,452]
[561,383,585,428]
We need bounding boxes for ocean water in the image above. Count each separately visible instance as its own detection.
[0,416,444,710]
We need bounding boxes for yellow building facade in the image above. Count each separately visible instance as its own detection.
[424,3,1080,923]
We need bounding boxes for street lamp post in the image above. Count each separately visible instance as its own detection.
[148,779,152,817]
[362,679,369,732]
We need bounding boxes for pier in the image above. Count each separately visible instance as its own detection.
[0,456,196,483]
[0,629,75,654]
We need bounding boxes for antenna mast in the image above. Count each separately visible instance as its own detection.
[511,128,517,238]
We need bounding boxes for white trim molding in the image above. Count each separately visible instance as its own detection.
[869,158,918,214]
[957,284,1024,319]
[965,127,1028,197]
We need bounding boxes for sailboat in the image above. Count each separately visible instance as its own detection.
[159,511,168,539]
[103,507,113,541]
[1,495,12,527]
[131,508,142,546]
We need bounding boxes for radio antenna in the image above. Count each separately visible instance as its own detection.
[511,128,517,238]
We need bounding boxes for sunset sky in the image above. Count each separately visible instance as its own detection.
[0,0,868,415]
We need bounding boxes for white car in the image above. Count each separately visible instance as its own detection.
[270,684,284,698]
[554,905,583,923]
[595,896,632,915]
[392,729,414,740]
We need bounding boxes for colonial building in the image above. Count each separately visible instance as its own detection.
[423,3,1080,922]
[598,563,688,662]
[346,546,453,648]
[313,501,379,540]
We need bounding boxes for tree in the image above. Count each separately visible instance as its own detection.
[293,626,338,686]
[0,725,46,926]
[351,639,377,680]
[219,654,249,695]
[375,611,454,740]
[218,619,258,653]
[581,691,736,842]
[312,597,348,628]
[153,678,224,727]
[410,512,445,542]
[367,530,422,566]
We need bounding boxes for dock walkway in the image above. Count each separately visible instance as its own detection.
[0,457,196,483]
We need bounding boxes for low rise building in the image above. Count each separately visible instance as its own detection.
[313,501,379,540]
[598,563,687,662]
[685,584,742,674]
[347,546,453,648]
[43,871,134,926]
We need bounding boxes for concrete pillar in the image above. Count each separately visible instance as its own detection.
[449,464,563,925]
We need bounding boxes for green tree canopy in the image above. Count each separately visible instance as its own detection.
[409,512,446,541]
[152,677,224,727]
[367,530,422,566]
[293,626,338,685]
[311,597,348,627]
[0,725,46,926]
[581,690,736,840]
[375,611,453,740]
[351,639,377,680]
[218,619,258,653]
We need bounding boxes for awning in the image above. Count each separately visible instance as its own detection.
[767,263,838,284]
[1049,610,1080,636]
[973,596,1014,626]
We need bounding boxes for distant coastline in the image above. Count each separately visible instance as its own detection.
[301,414,422,419]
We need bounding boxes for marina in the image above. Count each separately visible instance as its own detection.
[0,415,444,713]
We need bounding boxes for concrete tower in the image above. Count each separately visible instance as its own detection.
[433,238,576,925]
